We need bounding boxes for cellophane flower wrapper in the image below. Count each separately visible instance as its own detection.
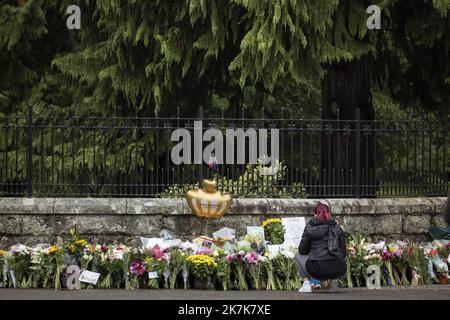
[169,249,185,289]
[227,252,247,290]
[215,252,231,291]
[245,251,263,290]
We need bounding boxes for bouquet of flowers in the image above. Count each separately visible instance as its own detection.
[381,248,397,286]
[346,234,368,287]
[226,251,248,290]
[405,244,430,286]
[169,249,185,289]
[97,245,125,289]
[437,241,450,262]
[27,245,62,289]
[8,244,32,288]
[49,245,65,290]
[262,218,285,245]
[425,242,449,283]
[79,243,97,289]
[263,251,277,291]
[389,243,410,285]
[245,251,264,290]
[243,233,265,255]
[65,227,88,261]
[213,250,231,291]
[270,250,298,290]
[281,249,300,290]
[129,260,146,289]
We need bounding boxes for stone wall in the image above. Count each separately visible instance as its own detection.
[0,197,447,247]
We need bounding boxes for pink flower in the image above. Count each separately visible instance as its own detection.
[198,248,213,255]
[152,245,165,260]
[382,250,393,261]
[130,261,146,276]
[245,251,260,264]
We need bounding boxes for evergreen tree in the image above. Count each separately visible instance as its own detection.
[318,0,449,195]
[1,1,448,196]
[0,0,73,115]
[52,0,339,117]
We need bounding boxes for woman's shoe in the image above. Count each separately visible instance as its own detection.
[298,280,312,293]
[310,279,321,290]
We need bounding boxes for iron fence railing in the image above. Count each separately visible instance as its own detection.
[0,106,448,198]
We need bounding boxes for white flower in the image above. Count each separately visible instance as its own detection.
[213,251,220,257]
[31,255,41,264]
[83,254,93,262]
[281,250,295,259]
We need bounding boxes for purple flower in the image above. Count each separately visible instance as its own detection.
[235,252,245,261]
[130,261,146,276]
[381,250,393,261]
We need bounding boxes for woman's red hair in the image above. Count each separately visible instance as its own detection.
[315,203,332,221]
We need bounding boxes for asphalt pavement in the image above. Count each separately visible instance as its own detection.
[0,285,449,300]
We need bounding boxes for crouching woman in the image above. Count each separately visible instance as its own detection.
[295,203,347,293]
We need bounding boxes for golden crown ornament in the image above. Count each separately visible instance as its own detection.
[186,179,232,219]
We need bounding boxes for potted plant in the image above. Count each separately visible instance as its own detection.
[185,255,217,290]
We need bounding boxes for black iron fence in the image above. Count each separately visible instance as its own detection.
[0,106,448,198]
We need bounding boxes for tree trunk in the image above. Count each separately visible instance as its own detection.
[321,56,376,197]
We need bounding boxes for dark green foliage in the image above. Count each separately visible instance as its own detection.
[0,1,448,197]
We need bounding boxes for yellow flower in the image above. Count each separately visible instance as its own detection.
[144,256,152,265]
[75,239,87,247]
[69,244,75,253]
[88,244,94,252]
[0,250,8,257]
[186,255,218,268]
[262,218,282,228]
[48,246,57,254]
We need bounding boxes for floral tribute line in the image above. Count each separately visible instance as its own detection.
[0,221,449,290]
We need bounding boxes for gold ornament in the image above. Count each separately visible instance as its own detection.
[186,179,232,219]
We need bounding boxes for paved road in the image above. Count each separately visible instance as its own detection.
[0,285,449,300]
